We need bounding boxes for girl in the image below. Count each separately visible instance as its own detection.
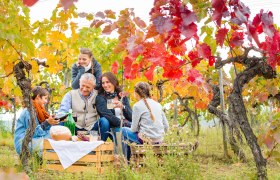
[122,82,169,160]
[71,48,102,90]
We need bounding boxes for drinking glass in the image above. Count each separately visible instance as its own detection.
[89,130,99,141]
[107,99,114,109]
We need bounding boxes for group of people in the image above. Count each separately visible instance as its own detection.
[14,48,169,160]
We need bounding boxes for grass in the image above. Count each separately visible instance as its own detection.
[0,120,279,179]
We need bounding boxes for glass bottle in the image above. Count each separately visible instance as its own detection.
[64,109,76,136]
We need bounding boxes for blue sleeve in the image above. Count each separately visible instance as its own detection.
[122,97,132,121]
[14,109,50,155]
[71,64,85,89]
[94,60,102,89]
[58,92,71,113]
[96,95,120,127]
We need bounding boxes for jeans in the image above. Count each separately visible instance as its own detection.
[75,117,110,141]
[121,127,142,161]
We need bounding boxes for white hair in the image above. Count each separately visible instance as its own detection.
[80,73,96,85]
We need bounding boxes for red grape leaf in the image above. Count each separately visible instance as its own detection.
[208,56,215,66]
[102,25,113,35]
[188,50,201,67]
[181,10,197,26]
[211,0,228,26]
[144,65,156,81]
[198,43,211,59]
[95,12,105,19]
[216,28,229,47]
[104,10,116,19]
[111,61,119,74]
[187,68,202,84]
[153,16,173,34]
[134,17,146,29]
[23,0,38,6]
[180,23,197,40]
[229,31,244,47]
[60,0,77,10]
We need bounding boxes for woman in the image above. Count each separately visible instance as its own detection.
[72,47,102,90]
[96,72,132,128]
[121,82,169,160]
[14,86,59,155]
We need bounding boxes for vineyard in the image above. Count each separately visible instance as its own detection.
[0,0,279,179]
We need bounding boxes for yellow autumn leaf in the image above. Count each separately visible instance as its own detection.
[2,77,15,95]
[228,47,244,58]
[30,60,39,74]
[187,85,199,98]
[13,86,22,96]
[4,63,14,75]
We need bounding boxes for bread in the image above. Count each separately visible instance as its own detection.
[50,125,72,141]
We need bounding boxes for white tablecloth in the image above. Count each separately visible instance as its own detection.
[47,139,104,169]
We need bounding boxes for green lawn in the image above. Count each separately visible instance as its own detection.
[0,123,279,179]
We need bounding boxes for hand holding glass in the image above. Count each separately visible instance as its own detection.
[107,99,114,109]
[89,130,99,141]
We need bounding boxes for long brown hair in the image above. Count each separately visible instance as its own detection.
[134,82,155,121]
[98,72,122,97]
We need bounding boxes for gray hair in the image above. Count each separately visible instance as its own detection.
[80,73,96,85]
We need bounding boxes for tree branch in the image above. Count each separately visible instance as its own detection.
[0,71,13,78]
[156,79,169,102]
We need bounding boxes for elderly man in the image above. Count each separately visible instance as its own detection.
[59,73,110,141]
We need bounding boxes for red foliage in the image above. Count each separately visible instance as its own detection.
[211,0,228,26]
[60,0,78,10]
[216,28,229,47]
[144,65,156,81]
[111,61,119,74]
[208,56,216,66]
[229,31,244,47]
[153,16,173,34]
[187,68,202,85]
[162,55,184,79]
[188,51,201,67]
[198,43,212,59]
[22,0,38,6]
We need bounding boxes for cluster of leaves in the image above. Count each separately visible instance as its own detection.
[211,0,280,67]
[0,90,13,111]
[1,1,122,110]
[258,110,280,162]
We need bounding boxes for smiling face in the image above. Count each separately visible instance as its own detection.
[77,53,91,67]
[35,95,48,108]
[101,77,115,93]
[79,79,94,97]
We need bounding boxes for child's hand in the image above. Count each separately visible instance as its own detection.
[47,115,60,125]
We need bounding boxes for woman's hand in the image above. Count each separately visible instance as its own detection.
[113,100,124,109]
[46,115,60,125]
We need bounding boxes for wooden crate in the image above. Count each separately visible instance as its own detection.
[130,142,198,166]
[42,140,114,173]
